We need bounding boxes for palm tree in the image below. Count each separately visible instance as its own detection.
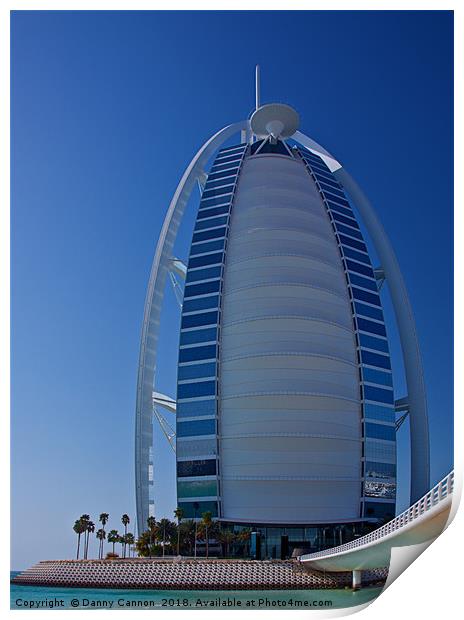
[125,533,135,558]
[147,517,157,558]
[118,534,125,557]
[147,516,157,530]
[98,513,109,559]
[96,529,106,559]
[179,520,196,556]
[121,514,130,558]
[158,518,172,558]
[217,528,236,558]
[73,519,86,560]
[193,502,200,558]
[84,521,95,559]
[237,527,252,557]
[200,512,213,559]
[136,530,159,557]
[79,515,90,559]
[107,530,119,555]
[173,507,184,556]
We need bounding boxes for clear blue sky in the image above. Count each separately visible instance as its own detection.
[11,10,453,570]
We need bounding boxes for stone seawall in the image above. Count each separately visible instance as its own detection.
[12,559,388,590]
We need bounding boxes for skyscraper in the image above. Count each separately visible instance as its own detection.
[135,72,429,556]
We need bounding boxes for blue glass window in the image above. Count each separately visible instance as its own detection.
[313,168,339,184]
[190,240,225,256]
[364,501,395,520]
[365,439,395,461]
[364,403,395,423]
[342,247,371,265]
[346,260,374,278]
[202,184,235,200]
[359,332,389,353]
[219,143,246,155]
[339,234,367,252]
[301,148,322,161]
[177,418,216,437]
[178,381,216,399]
[207,168,239,183]
[304,157,329,173]
[365,422,395,441]
[177,459,217,477]
[354,301,384,321]
[327,201,353,217]
[210,160,241,173]
[179,344,216,363]
[204,176,236,191]
[319,182,346,200]
[186,266,222,284]
[214,153,242,165]
[365,461,396,479]
[184,280,221,298]
[327,197,352,211]
[192,227,227,244]
[203,183,234,199]
[335,223,363,240]
[352,288,381,307]
[332,211,359,229]
[177,480,218,498]
[362,367,393,387]
[183,295,219,313]
[197,205,230,220]
[361,350,391,370]
[177,399,216,418]
[181,312,218,329]
[188,252,223,269]
[357,317,387,336]
[349,273,378,292]
[301,147,322,159]
[199,194,232,209]
[178,362,216,381]
[180,327,217,346]
[178,501,218,518]
[194,216,228,231]
[364,386,393,405]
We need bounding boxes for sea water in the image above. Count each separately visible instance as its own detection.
[11,572,382,610]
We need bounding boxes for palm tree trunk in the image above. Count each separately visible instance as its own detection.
[206,527,209,558]
[124,525,127,558]
[76,533,81,560]
[177,528,180,556]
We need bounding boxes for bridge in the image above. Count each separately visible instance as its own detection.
[299,471,455,589]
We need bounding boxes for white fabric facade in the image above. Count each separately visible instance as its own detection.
[219,153,362,523]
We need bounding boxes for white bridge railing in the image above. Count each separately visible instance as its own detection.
[300,470,454,561]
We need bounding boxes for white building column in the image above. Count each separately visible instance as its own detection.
[352,569,362,590]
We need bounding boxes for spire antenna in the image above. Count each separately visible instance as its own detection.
[255,65,260,111]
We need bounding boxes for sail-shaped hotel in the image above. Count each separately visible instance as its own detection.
[135,70,429,558]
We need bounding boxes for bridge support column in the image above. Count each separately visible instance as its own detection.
[352,570,362,590]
